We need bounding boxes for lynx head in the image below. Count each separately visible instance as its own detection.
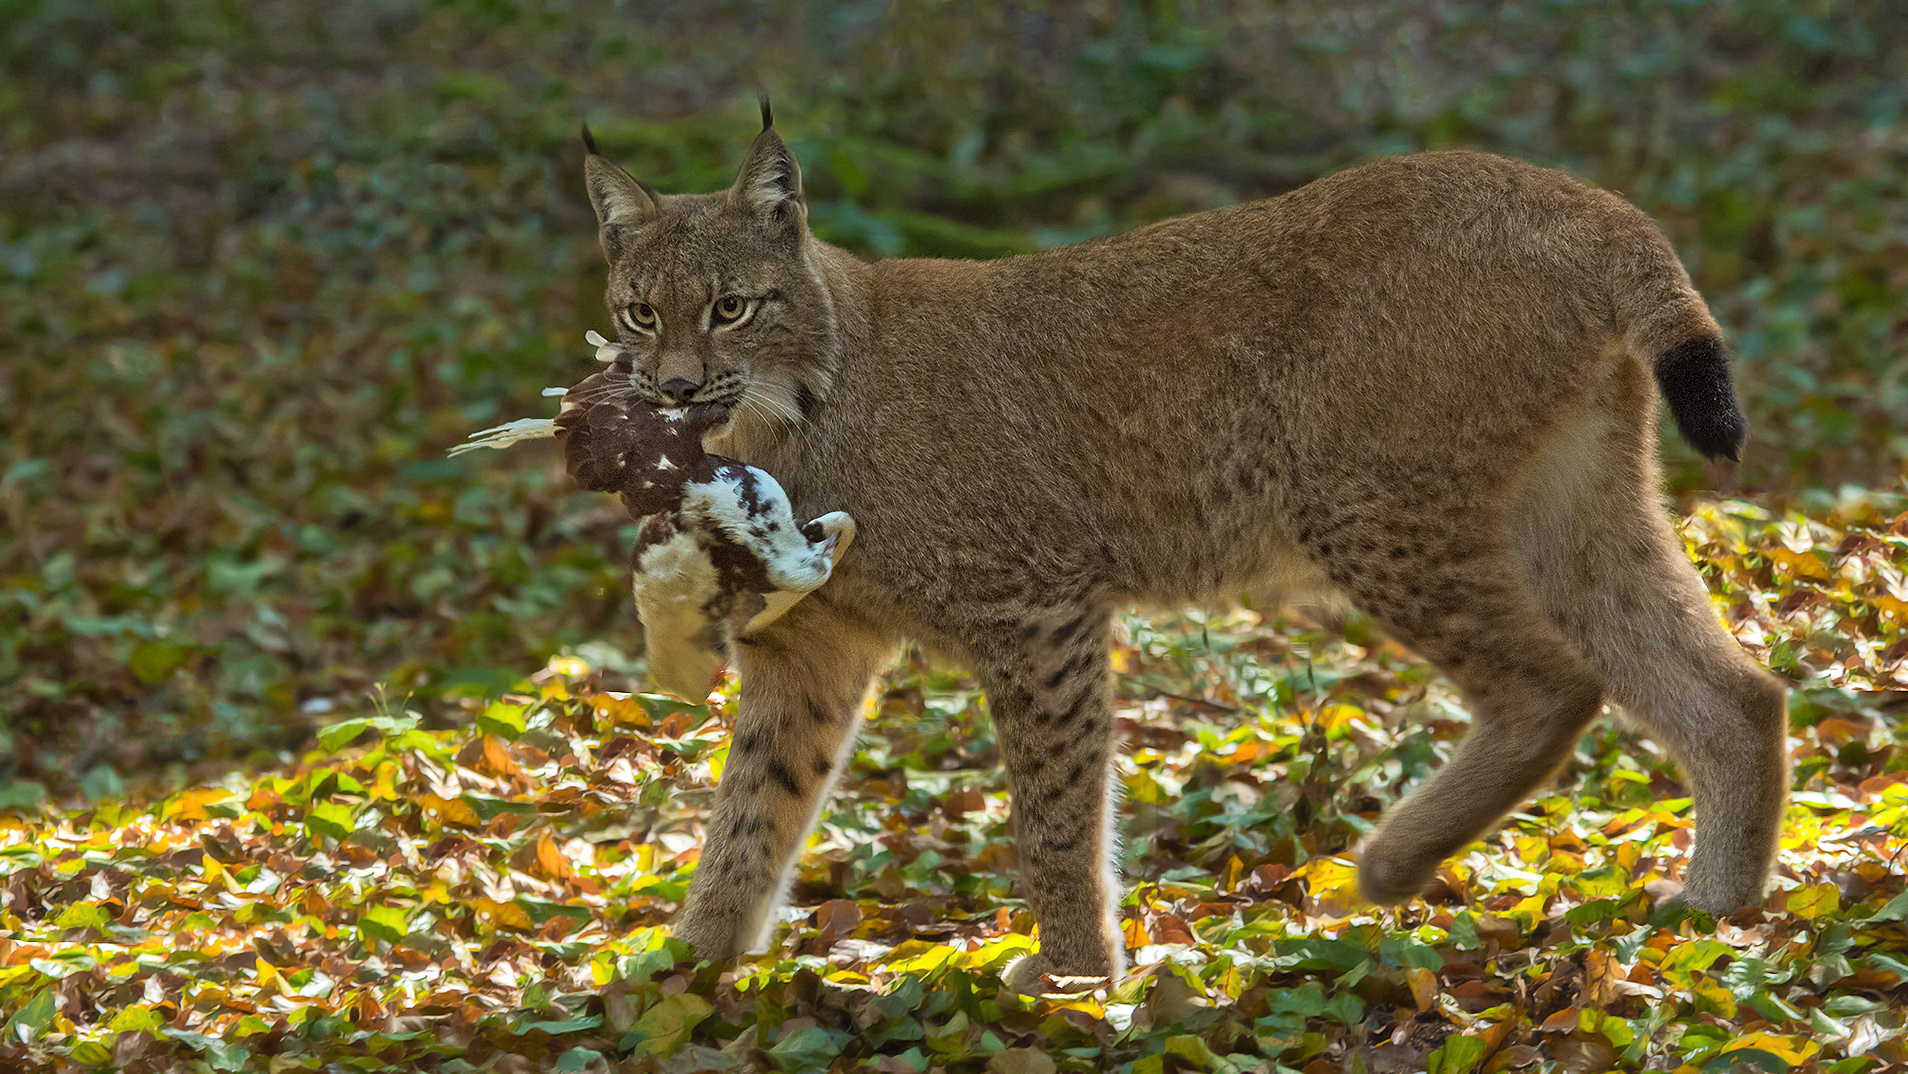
[582,102,838,436]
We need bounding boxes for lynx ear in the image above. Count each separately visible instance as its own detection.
[581,124,659,259]
[728,122,805,231]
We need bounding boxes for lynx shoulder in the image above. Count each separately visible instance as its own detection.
[577,110,1786,986]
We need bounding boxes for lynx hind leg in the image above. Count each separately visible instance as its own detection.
[673,600,891,959]
[1514,371,1787,913]
[976,605,1126,986]
[1288,478,1607,904]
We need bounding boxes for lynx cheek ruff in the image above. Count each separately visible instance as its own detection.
[451,333,854,700]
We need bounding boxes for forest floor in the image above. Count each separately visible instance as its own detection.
[4,498,1907,1072]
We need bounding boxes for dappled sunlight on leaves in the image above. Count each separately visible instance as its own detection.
[3,555,1907,1071]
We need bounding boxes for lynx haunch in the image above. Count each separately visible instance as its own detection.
[571,106,1786,987]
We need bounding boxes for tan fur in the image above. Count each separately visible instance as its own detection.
[578,124,1787,980]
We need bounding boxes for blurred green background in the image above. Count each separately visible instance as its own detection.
[3,0,1904,796]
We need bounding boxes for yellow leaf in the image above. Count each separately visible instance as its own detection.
[419,795,480,828]
[1687,976,1736,1019]
[1783,882,1838,920]
[884,941,958,976]
[1770,546,1828,581]
[589,693,651,728]
[1222,856,1243,891]
[1721,1032,1817,1064]
[1318,703,1364,733]
[1405,966,1438,1012]
[473,897,534,931]
[165,787,235,822]
[1292,856,1361,915]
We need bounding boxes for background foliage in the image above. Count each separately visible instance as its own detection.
[2,0,1907,1070]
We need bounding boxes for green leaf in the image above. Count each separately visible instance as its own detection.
[522,1013,604,1035]
[359,904,412,946]
[1426,1032,1490,1074]
[127,639,192,685]
[554,1047,606,1072]
[52,902,113,929]
[108,1006,167,1033]
[1860,890,1908,923]
[478,701,528,739]
[318,717,375,751]
[768,1026,848,1070]
[625,993,712,1057]
[79,763,126,802]
[0,780,47,812]
[162,1029,249,1072]
[305,800,358,842]
[3,988,54,1045]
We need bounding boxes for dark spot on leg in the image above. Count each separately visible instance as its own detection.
[737,728,768,755]
[811,755,832,778]
[1049,610,1094,647]
[807,700,833,725]
[1044,650,1096,692]
[1057,687,1092,729]
[1065,758,1091,788]
[767,760,802,797]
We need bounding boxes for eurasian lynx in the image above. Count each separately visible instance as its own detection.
[572,107,1786,986]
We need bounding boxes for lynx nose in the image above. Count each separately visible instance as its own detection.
[659,378,701,404]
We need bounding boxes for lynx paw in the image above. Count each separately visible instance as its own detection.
[1656,873,1763,916]
[1356,844,1438,905]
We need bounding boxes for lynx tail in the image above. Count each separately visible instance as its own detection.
[1653,336,1747,463]
[1607,207,1749,464]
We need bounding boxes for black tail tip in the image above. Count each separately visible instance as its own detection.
[1655,336,1747,463]
[580,121,599,156]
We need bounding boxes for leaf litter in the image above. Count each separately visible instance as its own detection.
[0,498,1905,1072]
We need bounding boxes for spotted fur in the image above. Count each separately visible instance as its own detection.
[580,120,1787,983]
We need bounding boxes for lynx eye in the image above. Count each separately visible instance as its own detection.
[712,294,750,325]
[622,303,658,331]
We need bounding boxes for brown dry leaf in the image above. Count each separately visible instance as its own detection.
[1406,966,1439,1012]
[1580,949,1626,1008]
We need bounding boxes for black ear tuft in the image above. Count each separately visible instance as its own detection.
[758,95,773,132]
[580,121,600,156]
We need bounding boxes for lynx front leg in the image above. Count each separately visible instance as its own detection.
[673,600,890,959]
[977,607,1125,989]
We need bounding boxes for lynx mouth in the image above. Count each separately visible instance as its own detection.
[688,400,735,441]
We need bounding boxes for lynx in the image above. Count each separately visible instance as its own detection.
[573,106,1787,987]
